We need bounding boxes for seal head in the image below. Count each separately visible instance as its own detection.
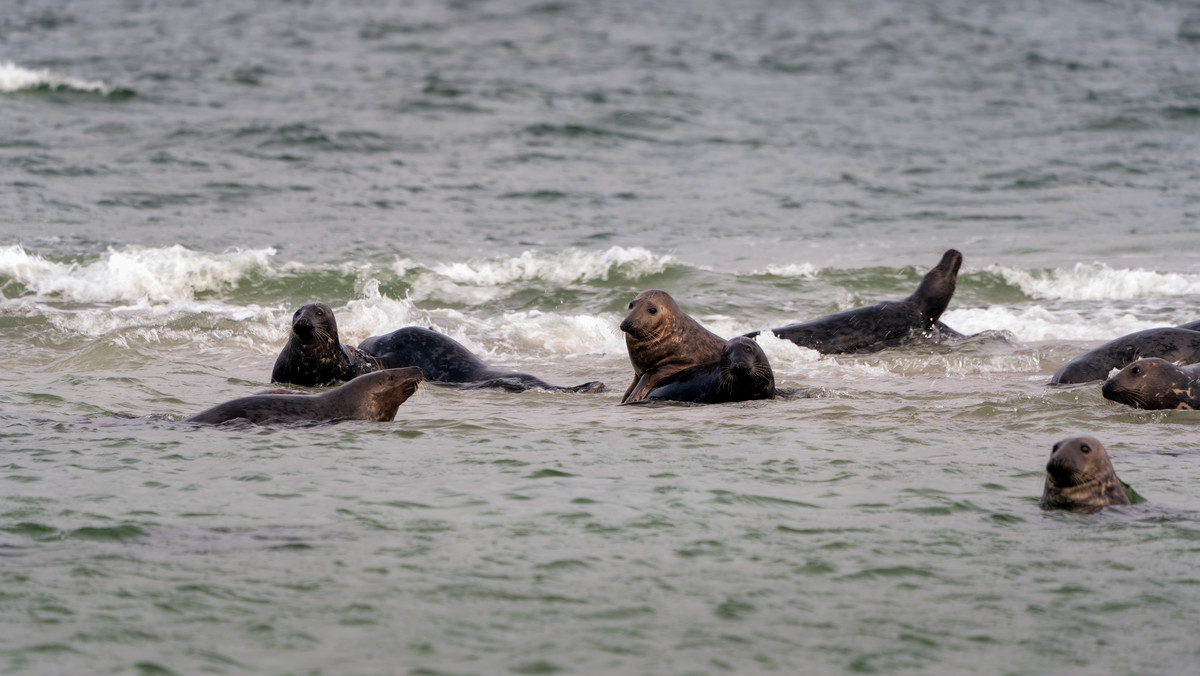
[1101,358,1200,410]
[271,302,380,386]
[1041,435,1132,509]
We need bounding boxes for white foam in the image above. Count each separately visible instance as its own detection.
[942,306,1166,342]
[0,61,114,94]
[992,263,1200,301]
[755,263,821,278]
[428,246,675,286]
[0,244,278,304]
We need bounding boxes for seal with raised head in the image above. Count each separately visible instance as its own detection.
[187,367,425,425]
[1050,323,1200,385]
[619,289,727,404]
[638,336,776,404]
[771,249,964,354]
[272,302,380,386]
[1101,358,1200,410]
[1041,435,1132,509]
[358,326,604,393]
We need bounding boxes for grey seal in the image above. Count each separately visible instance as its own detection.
[618,289,727,404]
[1041,435,1132,509]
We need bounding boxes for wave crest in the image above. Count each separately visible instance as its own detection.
[0,61,118,95]
[992,263,1200,301]
[427,246,675,286]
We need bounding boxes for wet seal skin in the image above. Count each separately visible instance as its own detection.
[1050,323,1200,385]
[1041,435,1133,510]
[770,249,964,354]
[272,302,381,386]
[638,336,776,405]
[618,289,727,404]
[187,367,425,425]
[359,326,604,393]
[1101,358,1200,410]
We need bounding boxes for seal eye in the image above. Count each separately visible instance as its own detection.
[1051,443,1060,454]
[648,307,657,315]
[1131,366,1141,375]
[315,309,324,317]
[628,302,634,310]
[1080,443,1091,454]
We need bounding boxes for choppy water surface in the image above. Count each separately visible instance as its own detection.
[4,0,1200,674]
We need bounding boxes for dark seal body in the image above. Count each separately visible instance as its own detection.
[1050,324,1200,385]
[640,336,776,404]
[358,326,604,393]
[272,302,380,386]
[619,289,727,404]
[1041,435,1132,509]
[771,249,963,354]
[187,367,425,425]
[1101,358,1200,410]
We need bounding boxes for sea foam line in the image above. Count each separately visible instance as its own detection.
[991,263,1200,301]
[0,244,278,303]
[423,246,676,286]
[0,61,114,94]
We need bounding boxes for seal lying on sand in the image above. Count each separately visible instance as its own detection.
[1050,323,1200,385]
[1101,358,1200,410]
[359,326,604,393]
[272,302,380,386]
[619,289,727,404]
[1041,435,1132,509]
[639,336,776,404]
[770,249,963,354]
[187,367,424,425]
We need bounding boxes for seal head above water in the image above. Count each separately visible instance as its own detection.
[1041,435,1132,509]
[771,249,963,354]
[639,336,776,404]
[1101,358,1200,410]
[187,367,425,425]
[619,289,727,404]
[271,302,380,386]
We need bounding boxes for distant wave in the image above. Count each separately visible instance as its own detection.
[754,263,821,278]
[425,246,675,286]
[0,244,276,303]
[943,306,1178,342]
[0,61,120,95]
[989,263,1200,300]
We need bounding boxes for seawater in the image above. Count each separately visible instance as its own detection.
[4,1,1200,674]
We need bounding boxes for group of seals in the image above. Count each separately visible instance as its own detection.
[187,367,425,425]
[1049,321,1200,385]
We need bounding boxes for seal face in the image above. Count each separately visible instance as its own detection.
[618,289,727,404]
[771,249,963,354]
[1050,324,1200,385]
[358,326,604,393]
[271,302,380,386]
[1101,358,1200,410]
[187,367,425,425]
[641,336,776,404]
[1041,435,1132,509]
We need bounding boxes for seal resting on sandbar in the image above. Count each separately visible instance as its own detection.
[770,249,964,354]
[1101,358,1200,410]
[619,289,727,404]
[358,326,604,393]
[187,367,425,425]
[1041,435,1132,509]
[637,336,776,404]
[1049,322,1200,385]
[272,302,380,386]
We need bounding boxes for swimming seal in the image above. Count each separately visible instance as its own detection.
[1101,358,1200,410]
[639,336,776,404]
[358,326,604,393]
[1041,435,1132,509]
[272,302,380,386]
[771,249,963,354]
[619,289,727,404]
[187,367,424,425]
[1050,323,1200,385]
